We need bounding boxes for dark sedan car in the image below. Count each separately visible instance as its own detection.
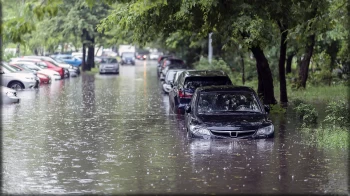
[169,70,232,113]
[184,85,273,139]
[120,52,135,65]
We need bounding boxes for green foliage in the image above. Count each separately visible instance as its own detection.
[193,57,235,80]
[323,101,350,128]
[295,103,318,124]
[300,125,348,149]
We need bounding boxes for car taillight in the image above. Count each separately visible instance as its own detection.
[178,90,192,98]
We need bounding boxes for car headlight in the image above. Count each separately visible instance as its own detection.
[6,91,15,97]
[256,125,274,136]
[190,125,211,136]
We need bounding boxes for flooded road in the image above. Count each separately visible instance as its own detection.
[2,61,348,194]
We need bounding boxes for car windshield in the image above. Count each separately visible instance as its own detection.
[184,77,231,90]
[1,63,17,73]
[30,63,45,69]
[101,58,117,63]
[22,64,40,71]
[197,91,262,114]
[122,53,134,57]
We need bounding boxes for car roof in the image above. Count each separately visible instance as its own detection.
[196,85,255,93]
[181,70,228,77]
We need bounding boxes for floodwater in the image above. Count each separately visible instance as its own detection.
[2,61,348,194]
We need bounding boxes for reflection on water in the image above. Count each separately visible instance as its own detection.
[2,61,348,194]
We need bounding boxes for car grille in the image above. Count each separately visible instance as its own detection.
[210,130,256,138]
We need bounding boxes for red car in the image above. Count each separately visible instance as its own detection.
[9,63,51,84]
[42,61,64,79]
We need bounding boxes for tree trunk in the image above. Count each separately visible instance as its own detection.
[250,46,277,105]
[87,44,94,69]
[240,53,245,85]
[82,43,87,71]
[286,53,294,74]
[278,21,288,103]
[298,34,316,89]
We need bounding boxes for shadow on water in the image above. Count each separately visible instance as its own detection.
[1,61,348,194]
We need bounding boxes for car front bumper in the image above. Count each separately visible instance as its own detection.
[2,95,20,104]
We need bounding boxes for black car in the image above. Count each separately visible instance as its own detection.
[169,70,232,113]
[120,52,135,65]
[184,85,273,139]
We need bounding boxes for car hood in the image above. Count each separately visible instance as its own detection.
[4,72,35,77]
[39,69,60,75]
[196,114,268,129]
[56,63,71,68]
[100,63,118,67]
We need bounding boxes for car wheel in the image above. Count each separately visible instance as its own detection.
[8,81,24,90]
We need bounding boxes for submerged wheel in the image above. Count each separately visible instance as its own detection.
[8,81,24,90]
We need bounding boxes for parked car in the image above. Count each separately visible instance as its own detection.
[9,63,51,84]
[169,70,232,113]
[157,55,173,77]
[54,54,82,67]
[99,58,119,74]
[11,61,61,80]
[184,85,273,139]
[159,58,184,79]
[161,69,187,93]
[149,52,162,60]
[1,62,38,90]
[1,86,20,104]
[160,61,189,81]
[120,52,136,65]
[21,56,80,76]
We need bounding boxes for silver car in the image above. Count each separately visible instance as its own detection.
[1,62,38,90]
[162,69,187,93]
[99,58,119,74]
[1,86,20,104]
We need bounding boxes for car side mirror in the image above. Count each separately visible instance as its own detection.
[264,105,270,114]
[0,71,4,74]
[185,105,191,113]
[160,77,165,81]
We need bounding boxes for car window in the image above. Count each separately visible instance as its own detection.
[1,63,17,73]
[184,77,231,90]
[101,58,117,63]
[197,92,261,114]
[9,65,22,71]
[166,71,177,82]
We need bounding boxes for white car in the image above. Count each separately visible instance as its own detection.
[149,52,161,60]
[1,86,20,104]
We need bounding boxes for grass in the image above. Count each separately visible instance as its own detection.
[300,125,349,149]
[272,82,349,103]
[84,67,99,74]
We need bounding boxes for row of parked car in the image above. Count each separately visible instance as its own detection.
[1,55,82,104]
[156,55,275,140]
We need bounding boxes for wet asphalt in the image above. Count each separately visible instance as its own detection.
[2,60,348,194]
